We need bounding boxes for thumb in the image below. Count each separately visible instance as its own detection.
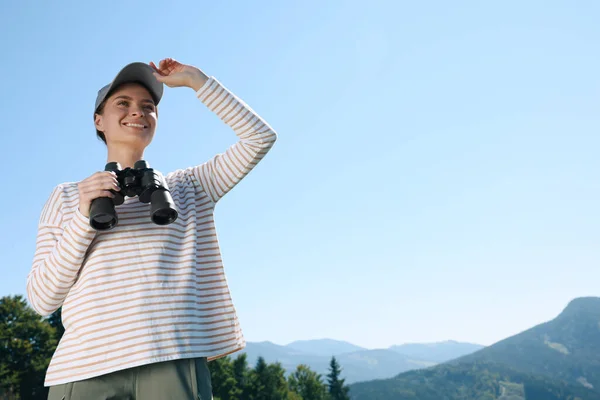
[152,72,166,82]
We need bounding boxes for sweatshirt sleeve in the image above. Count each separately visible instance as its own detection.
[26,185,98,317]
[181,77,278,204]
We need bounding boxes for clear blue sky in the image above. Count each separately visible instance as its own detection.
[1,0,599,350]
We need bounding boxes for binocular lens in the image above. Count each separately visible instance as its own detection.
[152,209,178,225]
[151,189,178,225]
[90,213,118,231]
[89,197,119,231]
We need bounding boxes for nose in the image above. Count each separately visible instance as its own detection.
[130,105,145,117]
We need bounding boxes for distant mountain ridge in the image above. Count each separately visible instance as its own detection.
[239,338,483,383]
[285,338,366,356]
[348,297,600,399]
[389,340,484,362]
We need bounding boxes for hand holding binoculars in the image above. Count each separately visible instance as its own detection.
[88,160,178,231]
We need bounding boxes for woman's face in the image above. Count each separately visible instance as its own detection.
[94,83,158,149]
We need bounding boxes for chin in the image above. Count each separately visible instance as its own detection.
[111,135,153,149]
[122,129,154,141]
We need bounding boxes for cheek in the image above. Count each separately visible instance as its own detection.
[100,115,124,135]
[108,112,127,126]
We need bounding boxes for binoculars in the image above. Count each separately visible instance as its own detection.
[88,160,178,231]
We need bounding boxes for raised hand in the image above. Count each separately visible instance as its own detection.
[149,58,208,91]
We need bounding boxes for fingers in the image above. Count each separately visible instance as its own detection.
[150,59,169,71]
[150,60,172,80]
[150,58,180,73]
[77,171,121,217]
[77,172,120,201]
[149,58,186,86]
[79,172,120,191]
[150,62,165,81]
[85,189,116,199]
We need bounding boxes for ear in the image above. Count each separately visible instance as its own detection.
[94,113,104,132]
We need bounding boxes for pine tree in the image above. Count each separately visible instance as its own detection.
[0,295,58,400]
[266,362,292,400]
[326,357,350,400]
[247,357,291,400]
[248,356,268,399]
[208,356,241,400]
[288,364,328,400]
[233,353,250,399]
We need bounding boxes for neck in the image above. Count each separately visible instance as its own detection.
[106,144,145,170]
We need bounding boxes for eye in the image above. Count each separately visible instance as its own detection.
[144,104,155,111]
[117,100,129,106]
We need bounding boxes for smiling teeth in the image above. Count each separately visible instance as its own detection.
[125,123,145,128]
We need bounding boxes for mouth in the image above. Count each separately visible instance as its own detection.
[123,122,148,129]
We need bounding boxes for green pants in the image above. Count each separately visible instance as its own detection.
[47,357,213,400]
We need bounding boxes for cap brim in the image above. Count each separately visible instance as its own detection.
[95,62,164,113]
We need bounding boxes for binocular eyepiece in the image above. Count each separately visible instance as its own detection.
[88,160,178,231]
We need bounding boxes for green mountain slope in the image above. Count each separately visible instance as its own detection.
[455,297,600,391]
[349,361,600,400]
[348,297,600,399]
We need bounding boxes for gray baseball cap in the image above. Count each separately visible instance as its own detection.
[94,62,164,114]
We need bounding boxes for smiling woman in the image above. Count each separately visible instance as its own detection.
[26,59,278,400]
[94,83,159,149]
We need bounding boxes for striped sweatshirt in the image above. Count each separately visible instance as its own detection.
[27,76,277,387]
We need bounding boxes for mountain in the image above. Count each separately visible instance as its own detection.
[236,338,483,384]
[285,339,366,356]
[349,360,600,400]
[456,297,600,390]
[348,297,600,399]
[241,341,325,368]
[240,341,436,383]
[335,349,436,383]
[390,340,485,362]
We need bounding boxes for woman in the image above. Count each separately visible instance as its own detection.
[27,58,277,399]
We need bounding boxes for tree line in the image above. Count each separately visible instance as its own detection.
[0,295,351,400]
